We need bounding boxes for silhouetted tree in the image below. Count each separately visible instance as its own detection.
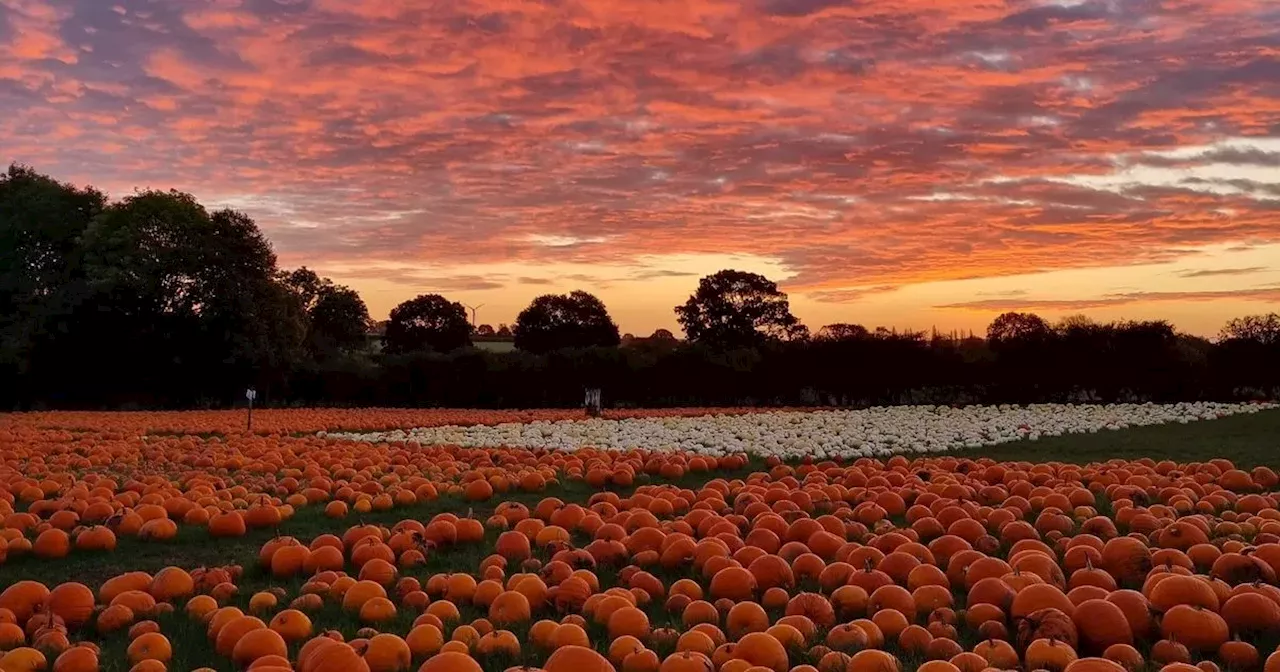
[282,268,371,354]
[1220,313,1280,344]
[676,270,805,348]
[514,291,621,354]
[650,328,676,341]
[77,191,305,400]
[310,286,371,352]
[383,294,472,354]
[987,312,1052,345]
[0,165,106,390]
[475,324,495,337]
[495,324,512,338]
[818,323,870,341]
[281,268,326,311]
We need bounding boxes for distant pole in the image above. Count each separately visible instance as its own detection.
[245,388,256,431]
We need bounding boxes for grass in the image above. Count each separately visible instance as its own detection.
[6,409,1279,670]
[947,407,1280,468]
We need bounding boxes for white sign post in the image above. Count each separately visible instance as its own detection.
[246,388,257,431]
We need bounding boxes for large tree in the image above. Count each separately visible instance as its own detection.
[513,290,621,354]
[675,270,805,348]
[818,323,870,341]
[76,191,305,398]
[0,166,106,382]
[986,312,1052,346]
[1220,313,1280,345]
[282,267,372,353]
[310,286,371,352]
[383,294,472,354]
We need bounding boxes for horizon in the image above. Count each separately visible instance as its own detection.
[3,0,1278,338]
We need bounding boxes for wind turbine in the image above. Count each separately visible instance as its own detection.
[463,303,484,329]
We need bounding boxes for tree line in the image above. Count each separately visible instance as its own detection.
[3,165,1278,409]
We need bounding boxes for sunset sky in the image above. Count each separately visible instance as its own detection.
[3,0,1279,336]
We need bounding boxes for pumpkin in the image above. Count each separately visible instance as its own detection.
[126,633,172,664]
[543,646,615,672]
[46,583,94,628]
[1072,599,1133,654]
[96,605,134,633]
[1160,605,1229,653]
[232,629,289,667]
[0,648,47,672]
[1062,658,1127,672]
[300,640,370,672]
[209,512,247,538]
[214,616,267,657]
[52,646,98,672]
[0,581,50,623]
[1099,538,1152,586]
[1016,608,1078,652]
[848,650,900,672]
[1221,592,1280,633]
[1026,638,1078,672]
[149,567,194,602]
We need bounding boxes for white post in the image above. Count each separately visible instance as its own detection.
[245,388,257,431]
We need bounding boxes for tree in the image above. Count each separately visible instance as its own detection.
[281,268,371,354]
[1220,313,1280,344]
[818,323,870,341]
[495,324,512,338]
[310,286,371,352]
[986,312,1052,345]
[675,270,804,348]
[281,267,326,312]
[0,165,106,382]
[650,328,676,341]
[1055,314,1096,331]
[383,294,472,354]
[77,191,305,400]
[513,290,621,354]
[475,324,495,337]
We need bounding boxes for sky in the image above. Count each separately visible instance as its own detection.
[2,0,1279,337]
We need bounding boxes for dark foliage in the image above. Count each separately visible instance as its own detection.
[282,267,372,355]
[513,291,621,354]
[676,269,806,347]
[382,294,473,354]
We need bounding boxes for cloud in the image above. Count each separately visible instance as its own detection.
[806,285,900,303]
[937,288,1280,312]
[0,0,1277,328]
[340,267,506,292]
[1175,267,1269,278]
[629,269,698,280]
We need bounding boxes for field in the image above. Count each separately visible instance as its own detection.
[1,404,1279,672]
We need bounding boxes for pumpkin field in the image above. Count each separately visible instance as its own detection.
[2,406,1280,672]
